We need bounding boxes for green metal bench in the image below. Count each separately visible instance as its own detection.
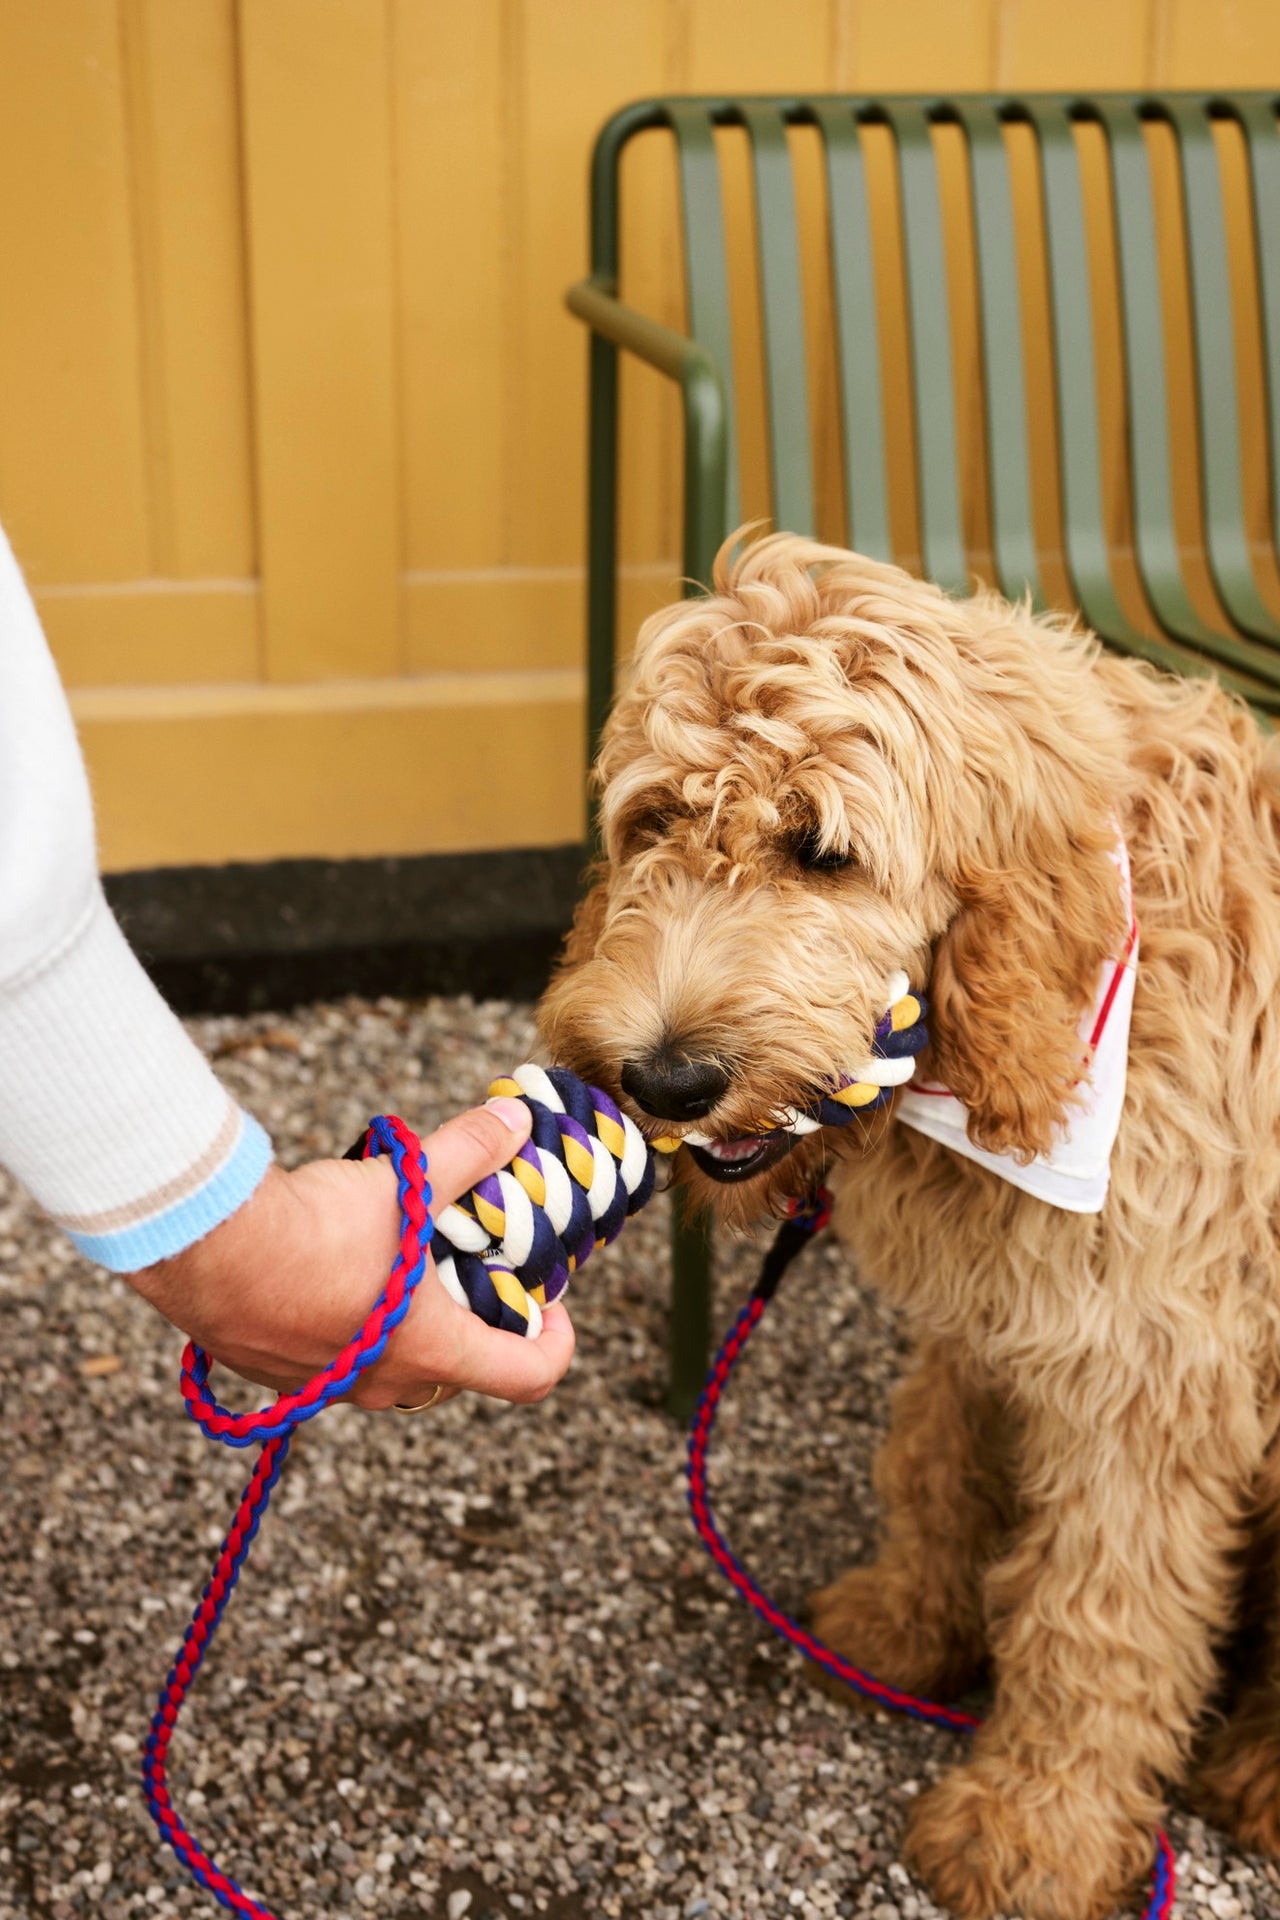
[567,92,1280,1415]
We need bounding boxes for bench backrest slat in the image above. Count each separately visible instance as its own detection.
[670,105,742,533]
[967,103,1043,606]
[817,104,894,562]
[588,91,1280,711]
[890,105,970,592]
[741,104,816,536]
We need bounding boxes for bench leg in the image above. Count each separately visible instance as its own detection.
[667,1189,713,1420]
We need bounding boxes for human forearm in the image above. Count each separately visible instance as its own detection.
[0,523,270,1266]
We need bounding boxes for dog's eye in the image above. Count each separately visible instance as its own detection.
[794,826,855,874]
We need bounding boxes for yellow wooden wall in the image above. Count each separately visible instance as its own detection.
[1,0,1278,870]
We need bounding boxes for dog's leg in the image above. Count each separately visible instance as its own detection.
[1192,1442,1280,1855]
[808,1341,1015,1700]
[904,1370,1255,1920]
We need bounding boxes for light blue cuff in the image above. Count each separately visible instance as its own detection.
[68,1112,274,1272]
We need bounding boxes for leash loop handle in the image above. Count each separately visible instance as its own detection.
[177,1115,432,1449]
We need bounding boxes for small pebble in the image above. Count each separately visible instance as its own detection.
[80,1353,122,1378]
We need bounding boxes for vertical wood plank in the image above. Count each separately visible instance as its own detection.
[120,0,256,582]
[392,0,507,574]
[682,0,833,541]
[1161,0,1280,86]
[611,0,689,590]
[831,0,858,89]
[508,0,669,569]
[0,0,149,582]
[849,0,997,92]
[681,0,832,89]
[843,2,998,573]
[994,0,1154,89]
[239,0,400,680]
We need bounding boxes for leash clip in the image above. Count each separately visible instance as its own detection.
[753,1185,834,1302]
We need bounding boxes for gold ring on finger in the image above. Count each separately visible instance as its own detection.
[393,1383,446,1414]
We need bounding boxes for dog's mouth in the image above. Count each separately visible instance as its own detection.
[682,1128,800,1184]
[624,970,925,1187]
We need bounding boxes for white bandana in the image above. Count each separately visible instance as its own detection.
[896,840,1138,1214]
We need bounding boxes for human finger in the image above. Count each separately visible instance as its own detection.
[353,1294,575,1410]
[387,1383,463,1414]
[442,1298,576,1403]
[350,1294,574,1410]
[420,1096,532,1209]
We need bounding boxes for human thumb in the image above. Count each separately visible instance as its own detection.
[421,1095,533,1209]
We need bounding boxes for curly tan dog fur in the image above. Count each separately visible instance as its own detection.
[540,534,1280,1920]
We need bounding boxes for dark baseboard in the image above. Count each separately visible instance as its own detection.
[104,845,589,1015]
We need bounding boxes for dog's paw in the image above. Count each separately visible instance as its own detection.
[1194,1715,1280,1857]
[903,1759,1152,1920]
[807,1564,984,1704]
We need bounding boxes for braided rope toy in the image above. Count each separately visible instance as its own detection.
[424,970,927,1339]
[142,978,1176,1920]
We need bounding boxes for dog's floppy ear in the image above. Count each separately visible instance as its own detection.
[926,838,1126,1163]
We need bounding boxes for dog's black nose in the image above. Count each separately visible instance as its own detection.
[620,1047,730,1121]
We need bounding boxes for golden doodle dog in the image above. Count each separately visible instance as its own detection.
[540,533,1280,1919]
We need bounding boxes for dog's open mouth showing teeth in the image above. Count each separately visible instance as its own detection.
[684,1129,800,1184]
[639,972,926,1186]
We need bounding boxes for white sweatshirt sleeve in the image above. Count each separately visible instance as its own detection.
[0,523,271,1270]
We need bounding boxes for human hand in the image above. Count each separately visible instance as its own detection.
[130,1097,574,1411]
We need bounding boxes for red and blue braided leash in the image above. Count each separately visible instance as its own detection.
[142,1116,1176,1920]
[143,1115,433,1916]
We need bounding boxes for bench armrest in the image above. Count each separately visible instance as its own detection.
[566,274,729,592]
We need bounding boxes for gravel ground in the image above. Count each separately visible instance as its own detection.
[2,993,1278,1920]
